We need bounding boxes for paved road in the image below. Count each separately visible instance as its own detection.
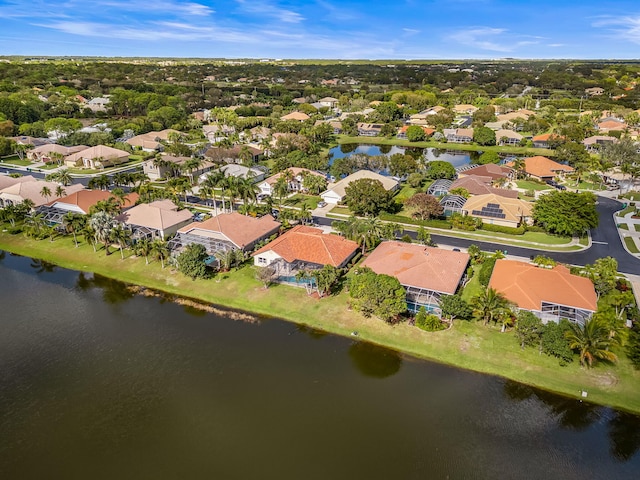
[315,195,640,275]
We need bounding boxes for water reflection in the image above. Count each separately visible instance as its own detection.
[295,324,329,340]
[503,380,601,431]
[348,341,402,379]
[75,272,135,304]
[29,258,56,274]
[608,411,640,461]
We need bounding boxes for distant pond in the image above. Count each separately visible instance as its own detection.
[328,144,481,168]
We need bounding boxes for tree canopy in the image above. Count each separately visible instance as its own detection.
[348,267,407,323]
[532,191,598,236]
[344,178,395,216]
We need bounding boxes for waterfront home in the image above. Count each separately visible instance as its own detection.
[457,163,514,182]
[252,225,359,284]
[172,212,280,255]
[258,167,325,196]
[10,136,51,147]
[27,144,88,163]
[116,200,192,240]
[507,156,573,182]
[462,194,533,228]
[360,241,469,314]
[64,145,130,169]
[357,123,384,136]
[496,129,523,146]
[531,133,563,149]
[396,125,435,139]
[489,259,597,325]
[0,179,84,208]
[36,189,138,224]
[320,170,399,204]
[450,176,518,198]
[444,128,474,143]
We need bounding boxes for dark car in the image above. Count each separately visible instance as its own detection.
[556,184,567,190]
[546,180,558,187]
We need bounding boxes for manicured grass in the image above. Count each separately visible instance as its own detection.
[284,194,321,209]
[329,206,351,216]
[2,158,32,166]
[624,236,639,253]
[39,163,61,170]
[516,180,552,191]
[460,265,482,302]
[1,228,639,414]
[394,185,417,202]
[579,235,590,246]
[634,224,640,233]
[619,223,629,230]
[619,191,640,201]
[616,205,637,217]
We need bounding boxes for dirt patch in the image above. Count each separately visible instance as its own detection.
[589,371,619,388]
[459,337,471,352]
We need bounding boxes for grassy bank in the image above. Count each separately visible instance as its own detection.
[1,230,639,413]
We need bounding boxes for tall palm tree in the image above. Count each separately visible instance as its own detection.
[40,186,52,203]
[151,238,169,268]
[50,151,65,166]
[62,212,85,247]
[55,185,66,198]
[89,211,117,256]
[471,288,513,326]
[25,213,46,238]
[202,169,226,214]
[225,176,241,212]
[55,169,73,186]
[110,224,131,260]
[81,224,97,252]
[182,157,204,184]
[273,176,289,210]
[134,237,152,265]
[167,177,191,203]
[512,157,526,180]
[238,177,259,214]
[302,173,328,195]
[110,188,128,208]
[565,319,619,368]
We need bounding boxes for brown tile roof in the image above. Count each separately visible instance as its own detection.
[117,200,192,230]
[280,111,310,121]
[48,189,139,214]
[361,241,469,294]
[253,225,358,267]
[459,163,513,181]
[0,180,84,207]
[263,167,324,186]
[463,194,533,223]
[0,174,36,190]
[178,213,280,249]
[597,120,626,131]
[450,176,518,198]
[508,156,573,178]
[64,145,130,163]
[489,259,597,312]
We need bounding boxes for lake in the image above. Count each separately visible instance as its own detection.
[328,144,480,168]
[0,252,639,479]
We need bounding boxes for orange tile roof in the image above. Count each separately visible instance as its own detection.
[361,241,469,294]
[489,259,597,312]
[597,120,626,131]
[178,213,280,249]
[459,163,513,180]
[508,156,573,178]
[450,176,518,198]
[253,225,358,267]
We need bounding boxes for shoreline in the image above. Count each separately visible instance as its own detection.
[1,232,639,415]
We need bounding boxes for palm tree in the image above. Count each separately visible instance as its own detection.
[55,185,66,198]
[81,224,97,252]
[62,212,85,247]
[471,288,513,326]
[297,202,312,224]
[50,151,65,166]
[89,211,117,256]
[151,238,169,268]
[512,157,526,180]
[40,186,52,203]
[302,173,327,195]
[25,213,46,238]
[182,157,204,184]
[225,176,241,212]
[134,237,152,265]
[238,177,259,214]
[167,177,191,203]
[90,197,121,216]
[333,216,388,254]
[273,176,289,210]
[110,188,128,208]
[55,169,72,186]
[110,224,131,260]
[565,319,619,368]
[202,169,226,214]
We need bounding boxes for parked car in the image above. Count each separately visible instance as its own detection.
[317,201,327,208]
[546,180,558,187]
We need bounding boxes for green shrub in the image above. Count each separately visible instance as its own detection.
[415,307,445,331]
[379,213,453,229]
[525,225,546,233]
[541,320,574,366]
[478,257,497,286]
[480,223,526,235]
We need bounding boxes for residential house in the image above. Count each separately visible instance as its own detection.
[495,129,523,146]
[64,145,130,169]
[360,241,469,314]
[116,200,193,240]
[125,129,181,152]
[172,212,280,256]
[450,175,518,198]
[258,167,325,196]
[36,189,138,224]
[585,87,605,96]
[252,225,359,284]
[462,194,533,228]
[203,124,235,143]
[507,156,573,181]
[357,123,384,136]
[532,133,563,149]
[457,163,514,182]
[444,128,474,143]
[143,155,215,181]
[280,111,310,122]
[10,136,50,147]
[318,97,339,108]
[27,144,87,163]
[582,135,618,152]
[0,179,83,208]
[204,145,263,165]
[86,97,110,112]
[314,120,342,134]
[216,164,266,181]
[597,120,626,133]
[396,125,435,139]
[453,104,478,115]
[320,170,399,204]
[489,259,597,325]
[0,174,37,192]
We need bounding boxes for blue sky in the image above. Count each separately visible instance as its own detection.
[1,0,639,59]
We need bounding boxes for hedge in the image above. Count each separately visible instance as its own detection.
[480,223,526,235]
[380,213,453,229]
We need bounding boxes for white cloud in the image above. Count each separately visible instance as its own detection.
[449,27,540,52]
[592,15,640,44]
[234,0,304,24]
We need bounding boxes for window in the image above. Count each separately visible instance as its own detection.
[257,257,267,265]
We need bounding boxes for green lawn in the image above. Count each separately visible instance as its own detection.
[634,224,640,233]
[2,158,32,166]
[39,163,61,170]
[619,191,640,201]
[516,180,552,191]
[394,185,417,202]
[624,236,639,253]
[1,227,638,413]
[619,223,629,230]
[284,194,321,209]
[616,205,637,217]
[329,206,351,216]
[461,265,482,302]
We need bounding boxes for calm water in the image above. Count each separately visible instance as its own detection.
[1,252,639,479]
[328,144,479,168]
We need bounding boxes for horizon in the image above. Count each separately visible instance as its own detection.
[2,0,640,60]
